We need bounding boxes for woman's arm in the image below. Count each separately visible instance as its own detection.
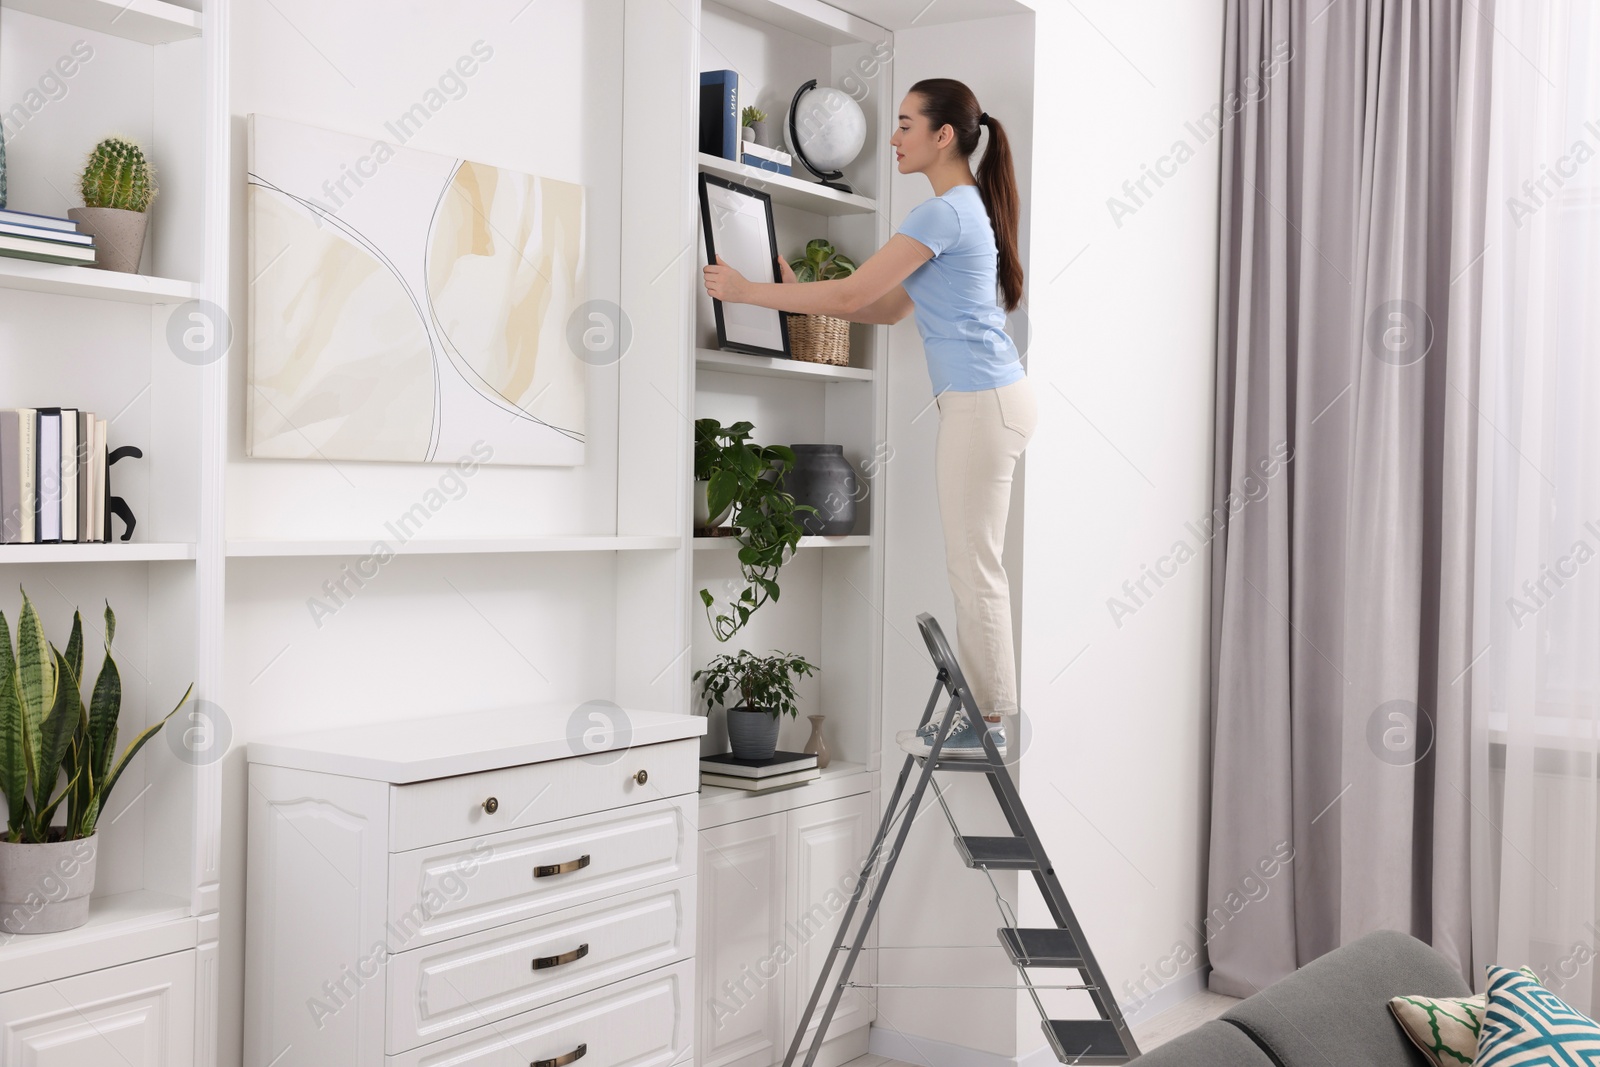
[705,234,931,320]
[850,284,915,325]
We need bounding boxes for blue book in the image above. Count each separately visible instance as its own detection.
[746,158,792,176]
[699,69,740,162]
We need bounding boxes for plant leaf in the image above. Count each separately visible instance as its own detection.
[0,611,27,838]
[90,684,191,835]
[15,592,55,759]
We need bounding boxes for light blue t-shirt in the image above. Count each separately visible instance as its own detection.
[894,184,1024,393]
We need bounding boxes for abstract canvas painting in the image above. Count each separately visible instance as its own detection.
[246,113,587,465]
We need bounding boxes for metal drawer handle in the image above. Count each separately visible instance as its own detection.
[534,854,590,878]
[532,942,590,971]
[633,769,648,785]
[483,797,499,814]
[532,1043,586,1067]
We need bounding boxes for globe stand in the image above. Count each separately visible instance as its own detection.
[787,79,857,195]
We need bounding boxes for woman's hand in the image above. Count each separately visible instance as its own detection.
[777,256,797,285]
[703,255,751,303]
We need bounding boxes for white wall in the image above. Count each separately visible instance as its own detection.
[1017,0,1223,1057]
[218,2,627,1063]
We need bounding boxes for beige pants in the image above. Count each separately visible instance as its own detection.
[934,376,1038,719]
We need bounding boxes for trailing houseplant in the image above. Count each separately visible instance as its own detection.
[69,135,158,274]
[0,591,191,933]
[694,418,817,642]
[693,648,819,760]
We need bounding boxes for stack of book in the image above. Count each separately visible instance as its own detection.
[0,408,111,544]
[0,209,97,267]
[741,142,792,176]
[700,750,820,794]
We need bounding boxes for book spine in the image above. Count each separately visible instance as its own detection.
[37,411,60,544]
[17,410,35,543]
[0,411,17,543]
[60,410,78,543]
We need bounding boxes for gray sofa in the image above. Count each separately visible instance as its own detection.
[1130,929,1472,1065]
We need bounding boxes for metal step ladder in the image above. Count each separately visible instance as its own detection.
[780,612,1141,1067]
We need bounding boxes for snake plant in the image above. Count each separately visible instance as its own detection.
[0,591,190,844]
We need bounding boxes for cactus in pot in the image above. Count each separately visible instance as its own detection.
[68,136,158,274]
[0,590,191,933]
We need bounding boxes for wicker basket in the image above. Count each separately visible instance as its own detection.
[786,312,851,366]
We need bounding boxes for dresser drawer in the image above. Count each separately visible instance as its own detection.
[389,738,699,853]
[386,958,691,1067]
[386,876,695,1053]
[388,794,695,948]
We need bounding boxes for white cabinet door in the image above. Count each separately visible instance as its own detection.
[0,949,195,1066]
[785,793,876,1052]
[696,812,787,1067]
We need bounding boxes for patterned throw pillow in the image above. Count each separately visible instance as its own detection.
[1477,964,1600,1067]
[1390,967,1540,1066]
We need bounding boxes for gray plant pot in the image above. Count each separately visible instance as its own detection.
[727,706,781,760]
[0,833,98,934]
[68,206,149,274]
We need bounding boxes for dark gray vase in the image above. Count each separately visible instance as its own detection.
[727,706,781,759]
[783,444,858,535]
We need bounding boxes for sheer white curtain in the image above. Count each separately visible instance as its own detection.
[1466,0,1600,1010]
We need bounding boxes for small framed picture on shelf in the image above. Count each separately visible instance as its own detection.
[699,172,790,359]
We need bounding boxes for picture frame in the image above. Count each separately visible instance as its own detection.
[699,171,791,358]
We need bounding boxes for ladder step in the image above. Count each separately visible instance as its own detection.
[1042,1019,1134,1064]
[1000,927,1084,968]
[955,835,1038,869]
[917,756,1001,773]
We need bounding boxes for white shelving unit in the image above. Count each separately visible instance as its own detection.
[0,258,200,303]
[1,0,201,45]
[226,535,681,557]
[0,0,225,1061]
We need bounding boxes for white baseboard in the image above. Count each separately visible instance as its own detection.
[1117,965,1212,1029]
[867,968,1212,1067]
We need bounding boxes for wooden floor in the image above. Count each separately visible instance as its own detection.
[840,989,1240,1066]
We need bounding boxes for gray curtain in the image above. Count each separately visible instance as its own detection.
[1205,0,1493,995]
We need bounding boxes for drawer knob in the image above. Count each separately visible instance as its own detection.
[633,769,648,786]
[532,942,590,971]
[482,797,499,814]
[534,853,591,878]
[532,1044,586,1067]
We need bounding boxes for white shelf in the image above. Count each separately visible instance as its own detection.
[699,760,874,827]
[707,0,886,46]
[696,347,872,382]
[698,153,878,216]
[0,258,199,305]
[694,534,870,549]
[0,890,196,995]
[227,535,682,558]
[0,542,196,563]
[3,0,202,46]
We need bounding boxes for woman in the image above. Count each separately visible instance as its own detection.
[702,78,1035,759]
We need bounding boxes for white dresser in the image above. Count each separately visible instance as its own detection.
[243,704,707,1067]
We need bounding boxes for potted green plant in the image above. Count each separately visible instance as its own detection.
[694,648,819,760]
[68,135,158,274]
[694,418,817,641]
[741,105,768,146]
[786,239,856,365]
[0,591,191,934]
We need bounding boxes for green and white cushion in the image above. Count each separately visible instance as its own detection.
[1389,966,1539,1066]
[1476,964,1600,1067]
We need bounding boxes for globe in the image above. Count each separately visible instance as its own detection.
[786,84,867,185]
